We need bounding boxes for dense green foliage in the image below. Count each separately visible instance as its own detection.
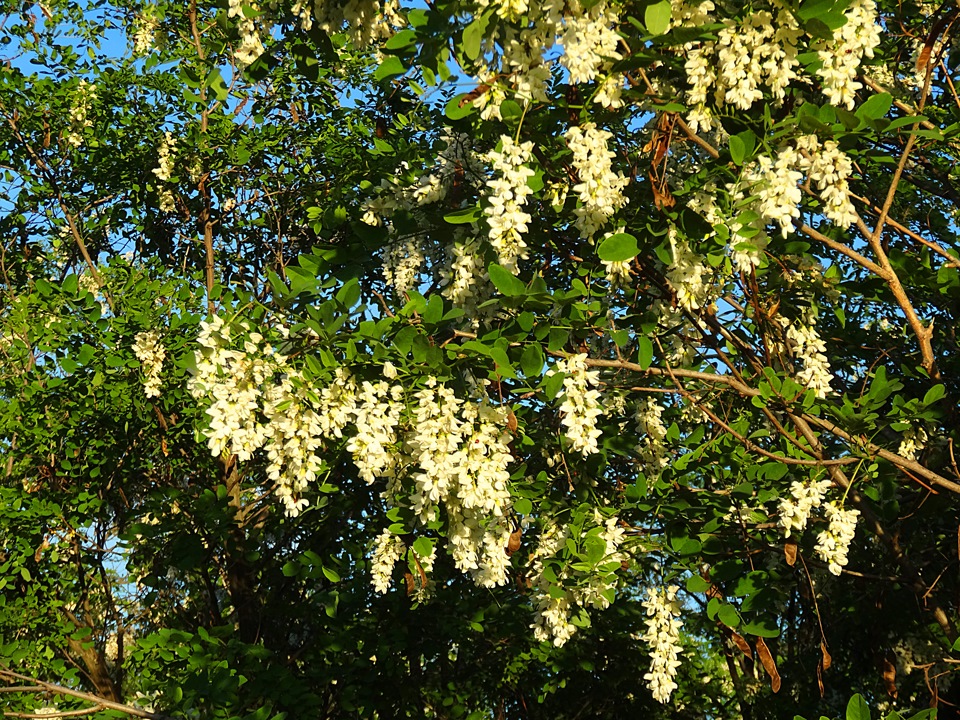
[2,1,960,719]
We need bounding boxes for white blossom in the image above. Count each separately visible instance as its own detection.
[565,123,629,238]
[815,502,859,575]
[133,330,166,399]
[898,424,929,461]
[551,354,604,455]
[561,2,622,85]
[778,477,832,537]
[642,586,684,703]
[370,529,406,594]
[484,136,536,273]
[65,80,97,148]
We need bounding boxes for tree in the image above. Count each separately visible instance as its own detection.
[1,0,959,718]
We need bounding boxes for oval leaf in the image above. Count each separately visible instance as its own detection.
[597,232,639,262]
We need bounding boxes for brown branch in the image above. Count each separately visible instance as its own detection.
[553,352,960,494]
[863,67,938,376]
[849,192,960,269]
[0,669,173,720]
[786,412,957,642]
[798,223,884,276]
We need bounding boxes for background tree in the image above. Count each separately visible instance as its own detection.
[1,0,959,719]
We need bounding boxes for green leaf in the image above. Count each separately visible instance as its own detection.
[521,343,545,378]
[923,384,945,405]
[423,294,444,325]
[374,56,406,81]
[385,28,416,50]
[846,694,871,720]
[322,567,340,583]
[637,336,653,370]
[686,575,712,593]
[444,206,481,224]
[584,535,606,564]
[741,618,780,637]
[729,135,747,166]
[644,0,672,35]
[597,232,639,262]
[856,93,892,121]
[336,278,361,308]
[717,603,740,628]
[500,99,523,123]
[513,498,533,515]
[462,12,492,61]
[487,263,526,297]
[445,94,476,120]
[412,537,434,558]
[489,346,517,378]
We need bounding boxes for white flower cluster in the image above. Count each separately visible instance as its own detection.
[565,123,629,238]
[561,2,622,85]
[362,134,483,227]
[152,131,176,183]
[151,131,177,213]
[227,0,401,67]
[262,371,328,516]
[131,7,160,56]
[781,313,834,398]
[133,330,166,399]
[66,80,97,148]
[348,379,404,484]
[742,147,804,238]
[551,354,603,455]
[227,0,266,67]
[799,135,858,229]
[530,514,626,646]
[78,271,101,296]
[104,629,135,663]
[636,397,669,471]
[301,0,404,48]
[382,237,425,297]
[470,1,625,118]
[440,237,491,319]
[477,0,529,21]
[778,477,832,537]
[370,529,407,594]
[815,501,859,575]
[677,0,801,132]
[529,523,576,645]
[666,234,713,310]
[730,135,856,251]
[674,0,880,129]
[814,0,881,109]
[188,315,365,515]
[405,381,515,588]
[641,585,684,704]
[603,258,632,286]
[189,316,273,462]
[898,424,929,461]
[484,136,535,273]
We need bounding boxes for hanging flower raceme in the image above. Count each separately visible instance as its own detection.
[66,80,97,148]
[483,135,536,273]
[641,586,684,704]
[370,529,407,594]
[550,353,604,455]
[565,123,629,238]
[133,330,166,399]
[778,477,832,537]
[815,502,859,575]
